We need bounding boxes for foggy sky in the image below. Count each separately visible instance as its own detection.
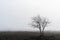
[0,0,60,31]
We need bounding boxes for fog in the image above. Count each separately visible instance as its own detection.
[0,0,60,31]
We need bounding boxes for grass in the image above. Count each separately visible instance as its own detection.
[0,31,59,40]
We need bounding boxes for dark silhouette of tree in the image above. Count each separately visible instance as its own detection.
[30,15,50,35]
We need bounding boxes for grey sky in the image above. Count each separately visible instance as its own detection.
[0,0,60,31]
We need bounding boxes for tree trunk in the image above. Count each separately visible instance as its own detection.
[42,27,45,35]
[39,27,42,35]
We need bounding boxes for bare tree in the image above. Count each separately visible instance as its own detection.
[30,15,50,35]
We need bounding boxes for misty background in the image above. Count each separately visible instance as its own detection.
[0,0,60,31]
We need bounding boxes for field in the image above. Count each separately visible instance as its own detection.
[0,31,60,40]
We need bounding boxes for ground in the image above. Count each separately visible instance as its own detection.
[0,31,59,40]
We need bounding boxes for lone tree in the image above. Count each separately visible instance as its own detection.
[30,15,50,35]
